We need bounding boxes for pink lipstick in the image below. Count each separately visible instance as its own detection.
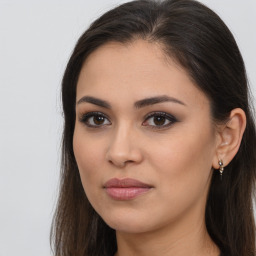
[104,178,152,200]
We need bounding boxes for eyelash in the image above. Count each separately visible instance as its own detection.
[143,111,177,130]
[79,111,177,130]
[79,112,111,128]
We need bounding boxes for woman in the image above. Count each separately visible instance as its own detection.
[51,0,256,255]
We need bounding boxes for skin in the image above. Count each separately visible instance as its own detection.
[73,40,221,256]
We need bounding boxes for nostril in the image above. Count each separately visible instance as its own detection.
[106,141,143,167]
[124,160,134,164]
[108,159,134,168]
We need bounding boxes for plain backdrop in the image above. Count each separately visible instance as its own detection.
[0,1,255,255]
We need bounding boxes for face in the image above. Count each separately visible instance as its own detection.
[73,40,217,234]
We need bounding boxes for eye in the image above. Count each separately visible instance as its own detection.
[142,112,177,129]
[79,112,111,128]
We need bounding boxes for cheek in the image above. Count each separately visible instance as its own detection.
[147,125,215,204]
[149,129,214,173]
[73,125,105,188]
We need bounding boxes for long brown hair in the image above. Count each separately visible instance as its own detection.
[51,0,256,255]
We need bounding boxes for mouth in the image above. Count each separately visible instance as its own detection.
[103,178,153,201]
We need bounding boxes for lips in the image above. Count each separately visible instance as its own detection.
[103,178,153,200]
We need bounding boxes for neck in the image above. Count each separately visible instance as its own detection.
[114,212,219,256]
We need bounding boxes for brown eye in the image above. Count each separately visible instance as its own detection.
[80,112,111,127]
[93,116,105,125]
[142,112,177,129]
[153,116,166,126]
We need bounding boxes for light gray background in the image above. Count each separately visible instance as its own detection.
[0,1,255,255]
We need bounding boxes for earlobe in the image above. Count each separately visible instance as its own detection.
[212,108,246,169]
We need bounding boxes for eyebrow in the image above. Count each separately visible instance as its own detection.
[77,96,111,109]
[76,95,186,109]
[134,95,186,109]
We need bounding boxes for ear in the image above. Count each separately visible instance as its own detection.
[212,108,246,169]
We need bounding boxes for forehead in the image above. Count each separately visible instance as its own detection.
[76,40,209,109]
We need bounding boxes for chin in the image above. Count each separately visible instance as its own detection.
[99,208,158,234]
[106,220,151,234]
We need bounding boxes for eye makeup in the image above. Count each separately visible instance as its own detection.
[78,110,178,130]
[79,111,111,128]
[142,111,178,130]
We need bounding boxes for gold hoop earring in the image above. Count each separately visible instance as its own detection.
[218,160,224,177]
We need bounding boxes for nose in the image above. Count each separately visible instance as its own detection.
[106,124,143,168]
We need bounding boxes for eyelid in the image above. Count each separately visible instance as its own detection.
[142,111,178,129]
[79,111,111,128]
[78,111,177,130]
